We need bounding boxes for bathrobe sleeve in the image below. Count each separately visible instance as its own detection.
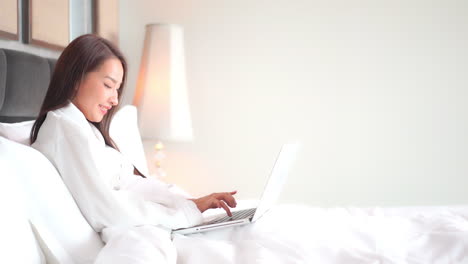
[33,113,203,233]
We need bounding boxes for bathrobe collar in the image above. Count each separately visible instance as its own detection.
[54,101,105,144]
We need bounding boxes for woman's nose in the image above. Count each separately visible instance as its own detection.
[110,93,118,106]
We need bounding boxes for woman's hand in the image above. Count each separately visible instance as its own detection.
[190,191,238,216]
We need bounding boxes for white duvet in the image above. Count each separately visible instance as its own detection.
[95,204,468,264]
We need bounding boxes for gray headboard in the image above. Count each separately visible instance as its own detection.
[0,48,56,123]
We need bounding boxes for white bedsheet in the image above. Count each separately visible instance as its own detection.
[96,204,468,264]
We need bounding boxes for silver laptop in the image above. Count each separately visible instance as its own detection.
[172,142,300,235]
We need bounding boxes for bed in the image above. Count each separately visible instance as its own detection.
[1,47,468,264]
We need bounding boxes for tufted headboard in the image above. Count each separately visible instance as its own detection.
[0,48,56,123]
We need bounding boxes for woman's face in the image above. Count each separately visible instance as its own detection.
[72,58,124,122]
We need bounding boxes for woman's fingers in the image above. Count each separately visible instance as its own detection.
[217,200,232,217]
[214,191,237,208]
[192,191,238,214]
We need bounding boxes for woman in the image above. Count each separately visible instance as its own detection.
[30,34,237,262]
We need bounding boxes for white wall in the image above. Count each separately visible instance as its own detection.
[119,0,468,207]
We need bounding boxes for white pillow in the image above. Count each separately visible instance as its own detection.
[110,104,149,176]
[0,120,34,145]
[0,158,45,264]
[0,137,104,263]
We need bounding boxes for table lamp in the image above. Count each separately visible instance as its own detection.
[133,23,193,178]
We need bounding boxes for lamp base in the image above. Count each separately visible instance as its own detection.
[153,141,167,179]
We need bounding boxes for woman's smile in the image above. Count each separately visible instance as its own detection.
[99,104,111,115]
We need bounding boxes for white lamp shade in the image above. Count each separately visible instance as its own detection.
[134,24,193,141]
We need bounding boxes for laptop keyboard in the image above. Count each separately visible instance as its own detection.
[204,208,257,225]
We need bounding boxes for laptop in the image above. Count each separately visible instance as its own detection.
[172,142,300,235]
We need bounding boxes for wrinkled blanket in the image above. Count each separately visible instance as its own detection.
[96,204,468,264]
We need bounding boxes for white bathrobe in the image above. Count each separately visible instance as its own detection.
[32,102,203,263]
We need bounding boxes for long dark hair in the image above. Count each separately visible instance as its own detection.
[30,34,127,150]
